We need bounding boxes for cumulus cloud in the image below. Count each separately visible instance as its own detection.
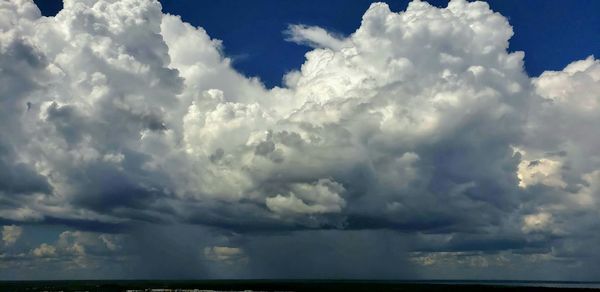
[266,179,345,216]
[0,0,598,279]
[2,225,22,246]
[32,243,56,257]
[204,246,247,264]
[27,230,125,270]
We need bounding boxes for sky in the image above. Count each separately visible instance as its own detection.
[1,0,599,280]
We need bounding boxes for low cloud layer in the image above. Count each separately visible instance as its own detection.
[0,0,598,280]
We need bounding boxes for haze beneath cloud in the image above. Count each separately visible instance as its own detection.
[0,0,599,280]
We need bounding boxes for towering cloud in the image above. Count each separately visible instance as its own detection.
[0,0,598,279]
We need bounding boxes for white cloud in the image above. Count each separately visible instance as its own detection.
[0,0,556,229]
[27,230,125,270]
[517,155,566,188]
[266,179,346,216]
[32,243,56,257]
[0,0,599,276]
[285,24,347,50]
[203,246,247,264]
[522,212,553,233]
[2,225,22,246]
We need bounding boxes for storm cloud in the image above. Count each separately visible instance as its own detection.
[0,0,598,280]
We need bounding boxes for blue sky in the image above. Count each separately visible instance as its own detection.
[35,0,599,87]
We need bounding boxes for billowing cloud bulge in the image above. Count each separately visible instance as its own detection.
[0,0,599,279]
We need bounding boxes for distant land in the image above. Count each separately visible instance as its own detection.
[1,280,600,292]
